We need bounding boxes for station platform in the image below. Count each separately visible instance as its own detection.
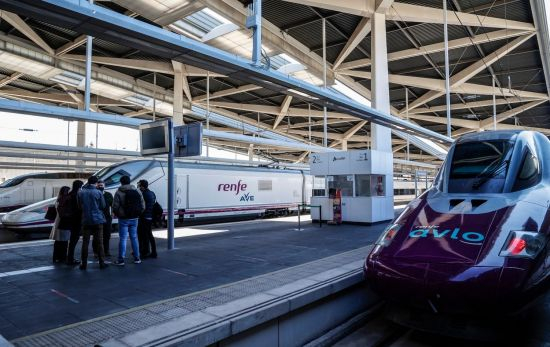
[0,215,387,346]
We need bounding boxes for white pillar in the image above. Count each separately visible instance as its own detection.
[370,12,392,153]
[248,144,254,161]
[371,11,393,208]
[76,121,86,147]
[172,62,184,126]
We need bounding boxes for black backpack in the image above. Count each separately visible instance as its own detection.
[123,189,143,218]
[152,201,163,222]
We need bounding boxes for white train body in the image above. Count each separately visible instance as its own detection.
[125,160,312,219]
[0,172,89,213]
[1,160,312,233]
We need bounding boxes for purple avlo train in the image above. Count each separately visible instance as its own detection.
[365,130,550,316]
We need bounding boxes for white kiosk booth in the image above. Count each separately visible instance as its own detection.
[310,150,394,223]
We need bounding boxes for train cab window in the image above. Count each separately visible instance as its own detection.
[448,140,513,193]
[0,176,27,188]
[512,150,541,192]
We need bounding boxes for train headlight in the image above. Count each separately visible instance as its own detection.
[375,223,402,247]
[500,231,545,258]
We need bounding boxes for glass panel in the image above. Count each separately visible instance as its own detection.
[370,175,385,196]
[312,176,326,197]
[327,175,353,197]
[512,150,540,192]
[448,140,513,193]
[258,180,272,191]
[97,161,151,187]
[355,174,371,197]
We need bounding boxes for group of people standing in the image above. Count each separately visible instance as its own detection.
[50,175,158,270]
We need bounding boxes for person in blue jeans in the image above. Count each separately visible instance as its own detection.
[112,175,145,265]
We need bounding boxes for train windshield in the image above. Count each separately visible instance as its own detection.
[95,161,151,187]
[448,140,514,193]
[0,175,30,188]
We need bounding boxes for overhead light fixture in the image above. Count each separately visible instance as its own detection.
[122,94,154,107]
[287,89,318,100]
[50,71,85,88]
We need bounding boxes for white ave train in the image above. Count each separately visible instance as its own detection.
[1,159,313,233]
[0,172,90,213]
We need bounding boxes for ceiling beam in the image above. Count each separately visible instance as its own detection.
[0,71,23,88]
[402,34,536,111]
[193,84,261,102]
[62,54,225,77]
[406,114,479,129]
[337,29,531,70]
[55,34,87,56]
[342,120,367,140]
[408,97,532,115]
[479,100,546,128]
[281,1,535,30]
[273,95,293,129]
[341,69,549,100]
[207,101,357,119]
[0,11,54,55]
[332,17,371,69]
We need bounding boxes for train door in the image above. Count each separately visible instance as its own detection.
[175,175,188,209]
[23,180,34,204]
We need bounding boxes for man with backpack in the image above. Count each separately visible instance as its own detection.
[113,175,145,265]
[77,176,107,270]
[137,179,157,259]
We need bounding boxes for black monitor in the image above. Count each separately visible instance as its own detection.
[139,120,170,156]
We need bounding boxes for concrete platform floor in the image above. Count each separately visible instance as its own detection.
[0,216,385,340]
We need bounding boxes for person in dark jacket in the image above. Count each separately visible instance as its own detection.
[112,175,144,266]
[138,179,157,259]
[77,176,107,270]
[93,179,114,257]
[50,186,71,263]
[66,179,84,266]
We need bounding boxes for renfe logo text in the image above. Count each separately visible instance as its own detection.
[218,180,247,195]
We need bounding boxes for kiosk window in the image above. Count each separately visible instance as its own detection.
[355,175,371,197]
[312,176,326,197]
[370,175,385,196]
[328,175,353,197]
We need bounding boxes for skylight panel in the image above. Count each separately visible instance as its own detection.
[171,7,233,41]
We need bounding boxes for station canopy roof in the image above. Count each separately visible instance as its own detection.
[0,0,548,165]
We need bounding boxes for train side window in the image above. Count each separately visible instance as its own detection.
[258,180,272,191]
[512,149,541,192]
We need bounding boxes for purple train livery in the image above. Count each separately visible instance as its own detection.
[364,130,550,318]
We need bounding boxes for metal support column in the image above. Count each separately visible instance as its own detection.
[405,87,410,161]
[84,0,93,111]
[322,17,328,148]
[443,0,452,137]
[167,119,175,250]
[492,77,497,130]
[247,0,262,67]
[206,71,210,157]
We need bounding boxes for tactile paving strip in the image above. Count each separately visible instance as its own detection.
[12,245,372,347]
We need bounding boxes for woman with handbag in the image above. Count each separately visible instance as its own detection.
[49,186,71,263]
